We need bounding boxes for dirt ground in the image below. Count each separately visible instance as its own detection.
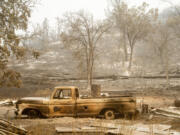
[0,78,180,135]
[0,94,180,135]
[12,116,180,135]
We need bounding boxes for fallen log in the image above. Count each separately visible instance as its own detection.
[0,128,19,135]
[90,122,121,129]
[56,126,124,135]
[0,131,6,135]
[135,124,171,135]
[56,127,102,133]
[156,108,180,116]
[90,122,173,135]
[0,119,27,135]
[154,107,180,119]
[56,123,173,135]
[155,112,180,119]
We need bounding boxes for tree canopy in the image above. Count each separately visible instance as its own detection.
[60,11,111,90]
[109,0,158,71]
[0,0,34,87]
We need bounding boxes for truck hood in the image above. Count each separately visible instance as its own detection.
[16,97,50,104]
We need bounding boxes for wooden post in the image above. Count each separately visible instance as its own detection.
[91,84,101,97]
[142,104,149,114]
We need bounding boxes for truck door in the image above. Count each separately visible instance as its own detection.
[49,89,75,117]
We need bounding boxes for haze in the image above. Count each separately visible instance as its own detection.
[29,0,180,26]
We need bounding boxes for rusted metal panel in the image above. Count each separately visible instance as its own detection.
[15,86,137,119]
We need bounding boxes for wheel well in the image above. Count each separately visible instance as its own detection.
[99,108,118,115]
[22,108,41,115]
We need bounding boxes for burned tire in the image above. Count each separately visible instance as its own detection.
[174,99,180,107]
[127,112,135,120]
[27,109,39,119]
[104,110,115,120]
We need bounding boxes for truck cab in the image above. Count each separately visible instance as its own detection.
[48,86,79,117]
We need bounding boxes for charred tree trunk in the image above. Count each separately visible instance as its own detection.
[86,42,94,91]
[164,44,169,90]
[165,56,169,89]
[123,29,128,62]
[87,72,91,90]
[128,46,134,72]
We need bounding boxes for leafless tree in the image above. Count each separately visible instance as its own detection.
[109,0,158,72]
[161,0,180,38]
[60,11,111,90]
[148,21,174,89]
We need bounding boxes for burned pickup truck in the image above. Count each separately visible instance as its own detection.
[15,86,136,119]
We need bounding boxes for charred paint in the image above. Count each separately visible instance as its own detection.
[16,86,136,118]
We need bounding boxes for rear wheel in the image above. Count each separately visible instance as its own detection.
[104,110,115,120]
[27,109,40,119]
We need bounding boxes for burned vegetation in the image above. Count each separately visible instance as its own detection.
[0,0,180,135]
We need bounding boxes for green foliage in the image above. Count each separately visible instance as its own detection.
[0,0,34,87]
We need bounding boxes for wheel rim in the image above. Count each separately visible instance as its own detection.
[107,112,113,117]
[105,110,115,120]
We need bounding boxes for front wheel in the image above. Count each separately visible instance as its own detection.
[104,110,115,120]
[27,109,40,119]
